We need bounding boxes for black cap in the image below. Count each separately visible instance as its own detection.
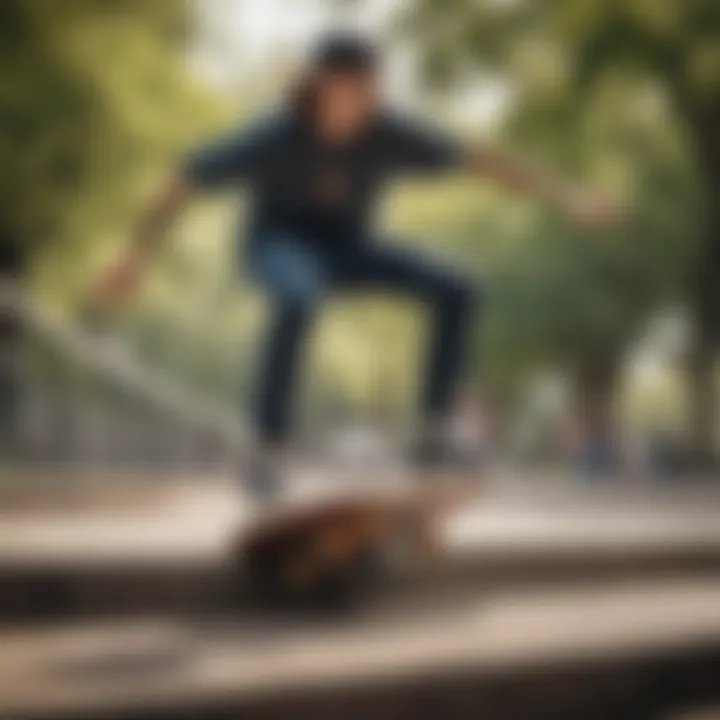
[312,33,378,73]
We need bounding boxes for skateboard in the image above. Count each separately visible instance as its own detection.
[231,479,473,613]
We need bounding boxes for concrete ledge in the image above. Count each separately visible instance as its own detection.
[0,474,213,512]
[2,541,720,622]
[2,482,720,621]
[1,580,719,719]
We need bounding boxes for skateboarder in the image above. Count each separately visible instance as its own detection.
[95,33,621,498]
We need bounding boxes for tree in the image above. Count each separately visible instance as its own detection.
[407,0,719,463]
[0,0,215,456]
[0,0,218,294]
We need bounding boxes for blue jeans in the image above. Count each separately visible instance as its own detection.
[248,233,480,443]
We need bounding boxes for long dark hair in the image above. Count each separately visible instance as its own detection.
[289,72,322,125]
[287,33,378,126]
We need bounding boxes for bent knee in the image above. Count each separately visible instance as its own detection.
[273,277,323,312]
[251,237,326,310]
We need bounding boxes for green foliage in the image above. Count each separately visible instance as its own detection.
[9,0,715,432]
[0,0,221,301]
[406,0,713,414]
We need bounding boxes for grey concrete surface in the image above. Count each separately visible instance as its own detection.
[0,578,719,718]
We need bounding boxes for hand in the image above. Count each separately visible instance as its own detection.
[89,248,145,309]
[561,190,626,229]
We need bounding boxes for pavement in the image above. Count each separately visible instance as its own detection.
[2,472,720,568]
[0,578,719,718]
[1,472,719,718]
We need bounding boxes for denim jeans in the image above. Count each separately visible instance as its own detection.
[248,233,480,444]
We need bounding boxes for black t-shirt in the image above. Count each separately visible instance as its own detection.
[185,108,464,252]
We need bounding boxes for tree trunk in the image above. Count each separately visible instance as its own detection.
[0,233,24,460]
[573,351,621,475]
[686,105,720,470]
[687,225,719,469]
[688,144,720,469]
[688,326,716,469]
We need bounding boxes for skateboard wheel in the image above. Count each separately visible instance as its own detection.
[243,540,384,613]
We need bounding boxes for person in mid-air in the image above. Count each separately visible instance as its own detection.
[95,34,620,498]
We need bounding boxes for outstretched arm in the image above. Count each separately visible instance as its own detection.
[92,176,192,306]
[464,146,623,228]
[130,176,193,259]
[92,116,283,307]
[386,115,624,229]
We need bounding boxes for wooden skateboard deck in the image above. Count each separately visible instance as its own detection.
[231,480,473,612]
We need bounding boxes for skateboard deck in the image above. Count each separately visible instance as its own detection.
[231,479,473,612]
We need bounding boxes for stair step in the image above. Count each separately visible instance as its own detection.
[1,579,719,719]
[3,487,720,621]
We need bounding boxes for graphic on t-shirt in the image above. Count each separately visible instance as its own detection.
[315,164,352,207]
